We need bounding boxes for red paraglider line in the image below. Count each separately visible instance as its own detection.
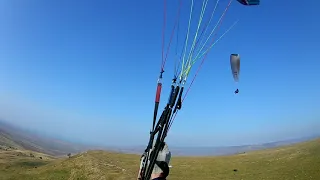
[162,0,183,71]
[161,0,167,71]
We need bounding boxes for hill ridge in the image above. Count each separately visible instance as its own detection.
[1,138,318,180]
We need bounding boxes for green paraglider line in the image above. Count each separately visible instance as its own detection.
[192,19,239,66]
[184,0,234,78]
[193,0,220,58]
[184,0,233,100]
[186,0,220,75]
[184,0,209,72]
[177,0,210,83]
[168,0,234,131]
[191,0,233,68]
[168,19,238,132]
[180,0,195,80]
[175,0,219,81]
[167,19,238,132]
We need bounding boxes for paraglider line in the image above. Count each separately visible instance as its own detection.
[196,19,238,63]
[180,0,195,79]
[183,0,233,101]
[185,0,209,70]
[177,0,208,79]
[192,0,220,60]
[163,0,183,72]
[181,0,233,79]
[161,0,167,71]
[191,0,233,66]
[169,0,234,127]
[174,0,181,66]
[175,32,188,77]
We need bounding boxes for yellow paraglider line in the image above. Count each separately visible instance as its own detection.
[179,0,220,84]
[180,0,195,81]
[181,20,238,80]
[195,0,221,58]
[191,0,234,67]
[176,0,210,83]
[169,0,235,133]
[184,0,210,74]
[192,19,239,67]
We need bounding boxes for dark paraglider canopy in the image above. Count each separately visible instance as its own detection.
[237,0,260,6]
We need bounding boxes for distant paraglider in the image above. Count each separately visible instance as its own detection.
[230,54,240,94]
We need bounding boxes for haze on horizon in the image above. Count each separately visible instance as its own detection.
[1,0,319,148]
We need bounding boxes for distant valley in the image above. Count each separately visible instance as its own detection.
[0,119,319,156]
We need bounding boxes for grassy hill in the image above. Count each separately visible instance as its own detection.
[0,121,92,156]
[0,138,319,180]
[0,131,22,150]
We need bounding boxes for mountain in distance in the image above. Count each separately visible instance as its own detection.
[0,120,95,156]
[0,119,319,156]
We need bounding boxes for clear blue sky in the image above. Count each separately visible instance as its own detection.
[0,0,319,147]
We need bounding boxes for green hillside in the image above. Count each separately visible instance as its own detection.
[0,138,319,180]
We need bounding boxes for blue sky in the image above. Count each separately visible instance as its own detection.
[0,0,320,147]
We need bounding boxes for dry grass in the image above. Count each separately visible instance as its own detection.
[0,139,319,180]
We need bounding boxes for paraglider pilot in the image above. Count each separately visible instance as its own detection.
[138,142,171,180]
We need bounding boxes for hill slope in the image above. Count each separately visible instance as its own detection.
[1,138,319,180]
[0,120,91,156]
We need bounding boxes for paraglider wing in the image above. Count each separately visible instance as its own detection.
[230,54,240,82]
[236,0,260,6]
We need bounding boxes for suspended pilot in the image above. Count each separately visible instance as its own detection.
[230,54,240,95]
